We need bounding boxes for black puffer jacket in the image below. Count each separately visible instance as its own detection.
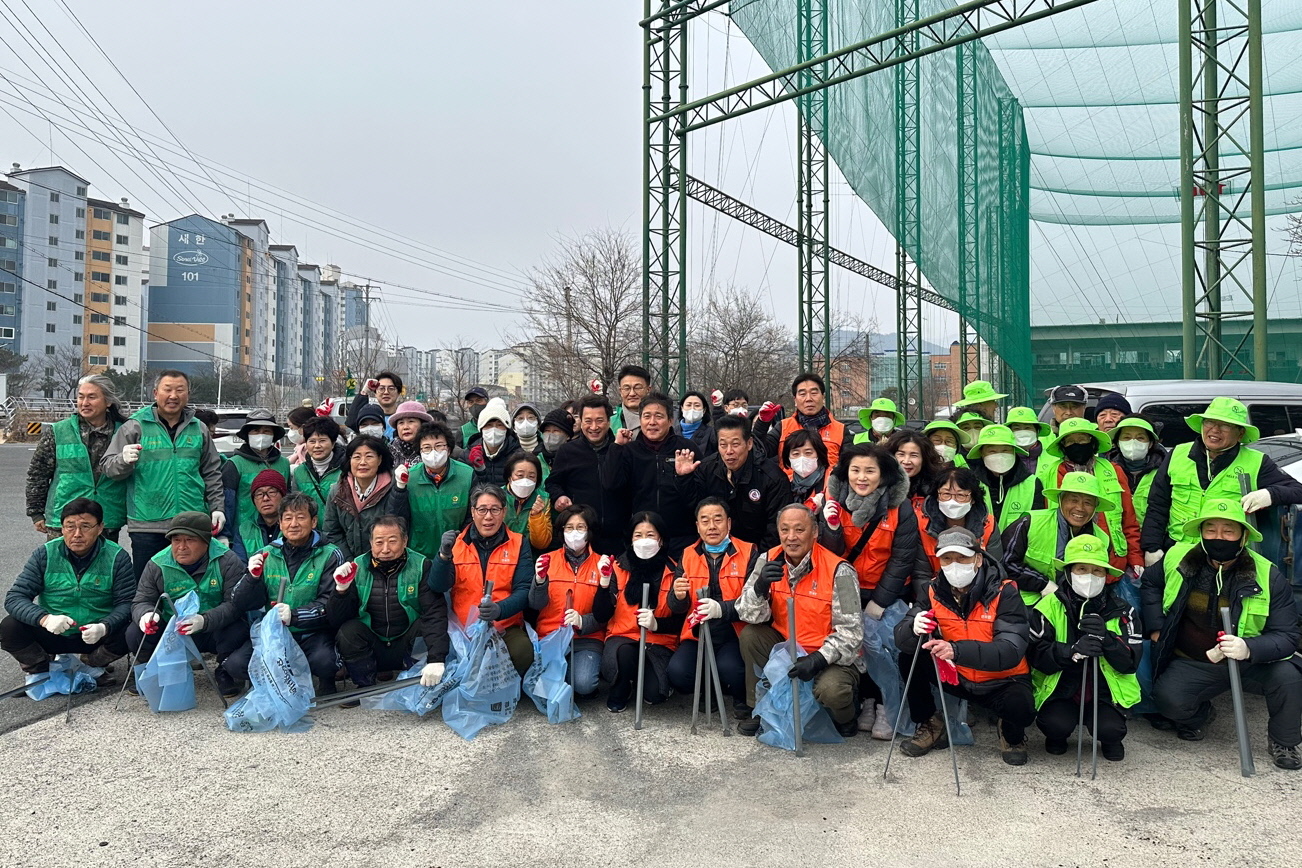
[913,492,1005,587]
[1028,582,1142,704]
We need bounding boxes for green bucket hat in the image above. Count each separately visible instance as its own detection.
[1052,534,1121,576]
[954,379,1008,408]
[1186,397,1259,444]
[858,397,905,430]
[966,424,1028,459]
[1112,417,1156,441]
[1180,497,1263,544]
[924,419,965,444]
[1004,406,1051,438]
[1044,470,1118,513]
[1046,417,1112,459]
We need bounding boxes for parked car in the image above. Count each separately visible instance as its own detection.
[210,408,254,455]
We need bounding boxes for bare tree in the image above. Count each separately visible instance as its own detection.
[434,338,483,426]
[1288,200,1302,254]
[686,285,795,403]
[34,345,88,400]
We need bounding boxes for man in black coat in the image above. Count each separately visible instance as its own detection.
[685,414,789,549]
[545,395,626,555]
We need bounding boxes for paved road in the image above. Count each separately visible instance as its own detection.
[0,443,1299,867]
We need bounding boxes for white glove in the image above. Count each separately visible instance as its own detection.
[694,598,723,622]
[364,377,379,395]
[822,500,842,530]
[636,608,657,631]
[211,511,226,534]
[420,662,445,687]
[1219,632,1250,661]
[138,612,160,633]
[912,610,937,636]
[563,608,583,629]
[710,389,723,407]
[864,600,885,621]
[394,463,410,490]
[1144,550,1165,568]
[597,555,614,588]
[1130,565,1145,581]
[334,562,358,592]
[79,623,107,644]
[810,492,825,510]
[1039,581,1059,598]
[40,614,77,635]
[1206,644,1227,663]
[273,603,292,625]
[177,615,205,636]
[248,551,267,577]
[1241,489,1272,514]
[121,443,143,464]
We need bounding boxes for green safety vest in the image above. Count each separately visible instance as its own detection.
[259,539,339,632]
[353,551,426,641]
[151,538,230,615]
[1032,593,1141,709]
[1036,456,1128,557]
[406,460,472,559]
[291,461,341,516]
[45,416,128,530]
[1131,471,1154,530]
[504,490,541,537]
[126,406,208,523]
[238,514,280,558]
[983,473,1039,532]
[37,538,122,634]
[1165,444,1264,543]
[460,420,478,447]
[1161,542,1272,639]
[228,452,291,515]
[1022,509,1110,606]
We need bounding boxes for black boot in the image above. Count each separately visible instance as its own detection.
[342,657,377,708]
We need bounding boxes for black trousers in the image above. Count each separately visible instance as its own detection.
[128,532,170,581]
[667,631,746,704]
[1154,656,1302,747]
[1037,696,1128,744]
[899,652,1036,742]
[125,616,249,665]
[222,628,339,682]
[604,637,673,706]
[0,615,128,671]
[336,618,418,672]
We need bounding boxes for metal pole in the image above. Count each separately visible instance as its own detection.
[786,584,804,756]
[1075,656,1088,777]
[1090,656,1100,780]
[1202,0,1222,379]
[1178,0,1196,379]
[883,639,923,779]
[1220,606,1256,776]
[932,654,962,795]
[634,583,651,730]
[1247,0,1268,380]
[701,624,731,735]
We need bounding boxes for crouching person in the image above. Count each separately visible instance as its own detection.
[1,498,135,675]
[327,515,449,706]
[227,493,346,695]
[895,527,1036,765]
[127,511,258,697]
[736,504,864,738]
[1029,536,1142,761]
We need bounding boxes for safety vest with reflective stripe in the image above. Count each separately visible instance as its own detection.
[1031,593,1140,708]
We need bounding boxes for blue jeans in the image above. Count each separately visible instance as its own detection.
[570,638,603,696]
[667,633,745,704]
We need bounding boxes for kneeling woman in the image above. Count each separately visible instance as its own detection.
[527,504,612,697]
[597,512,684,713]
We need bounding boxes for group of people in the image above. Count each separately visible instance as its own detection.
[6,365,1302,770]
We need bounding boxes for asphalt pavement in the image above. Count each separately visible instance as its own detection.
[0,443,1299,867]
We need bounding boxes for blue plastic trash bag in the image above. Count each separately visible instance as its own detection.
[522,624,580,724]
[442,620,520,740]
[862,600,914,738]
[1113,572,1158,714]
[225,608,315,733]
[25,654,102,700]
[753,642,844,750]
[135,591,204,713]
[358,653,463,716]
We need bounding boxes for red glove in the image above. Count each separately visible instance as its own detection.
[394,463,410,489]
[315,399,335,417]
[145,620,160,635]
[936,656,959,686]
[589,379,604,395]
[467,445,485,470]
[597,555,614,587]
[364,377,379,394]
[758,401,780,422]
[710,389,723,407]
[822,500,843,530]
[535,553,551,581]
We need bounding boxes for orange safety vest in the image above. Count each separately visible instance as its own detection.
[841,506,903,591]
[915,503,997,575]
[677,540,755,641]
[606,564,679,649]
[779,416,846,476]
[926,582,1029,683]
[767,544,845,655]
[535,549,606,640]
[450,529,525,631]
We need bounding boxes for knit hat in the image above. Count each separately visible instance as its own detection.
[512,402,542,424]
[355,402,387,428]
[542,407,575,438]
[166,511,212,543]
[237,408,286,442]
[1094,392,1132,416]
[478,397,511,430]
[249,469,288,501]
[389,400,434,426]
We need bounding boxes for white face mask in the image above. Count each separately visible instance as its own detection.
[509,478,536,499]
[287,429,304,445]
[359,425,384,439]
[983,452,1017,475]
[682,408,704,424]
[871,417,894,434]
[938,498,971,519]
[421,449,447,470]
[934,444,956,463]
[481,427,506,448]
[790,456,819,477]
[943,561,977,589]
[1118,439,1150,462]
[1012,429,1039,448]
[727,406,749,417]
[248,433,274,451]
[1070,569,1106,599]
[563,529,588,552]
[542,432,566,452]
[632,538,661,559]
[514,419,538,438]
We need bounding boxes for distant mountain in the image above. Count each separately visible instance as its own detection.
[828,329,950,356]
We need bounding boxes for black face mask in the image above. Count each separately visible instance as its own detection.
[1062,442,1098,465]
[1203,538,1243,563]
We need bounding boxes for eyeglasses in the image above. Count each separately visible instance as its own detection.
[940,490,973,502]
[619,384,648,394]
[472,506,504,516]
[62,522,100,534]
[253,489,281,500]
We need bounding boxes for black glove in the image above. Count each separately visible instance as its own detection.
[439,530,459,560]
[478,601,502,623]
[755,559,785,598]
[1078,613,1107,638]
[1070,635,1104,658]
[787,651,828,682]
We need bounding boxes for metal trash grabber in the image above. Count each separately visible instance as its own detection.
[701,622,731,736]
[115,594,165,711]
[691,587,730,736]
[634,584,651,731]
[931,650,962,796]
[275,575,290,607]
[1,675,50,701]
[786,580,804,757]
[1220,605,1256,777]
[1090,656,1100,780]
[1075,656,1089,778]
[690,597,706,735]
[1237,472,1262,553]
[564,588,576,692]
[311,676,422,710]
[883,638,924,779]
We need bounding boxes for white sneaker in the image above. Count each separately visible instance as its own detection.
[871,703,894,740]
[857,702,876,732]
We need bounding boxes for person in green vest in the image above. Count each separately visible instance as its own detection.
[101,369,226,580]
[1105,415,1166,531]
[954,412,991,452]
[1142,498,1302,769]
[459,386,489,448]
[1,498,135,675]
[25,374,129,543]
[923,420,966,466]
[1140,397,1302,564]
[854,397,906,445]
[1028,535,1142,761]
[228,493,346,695]
[1004,406,1051,473]
[220,409,290,547]
[953,379,1008,423]
[230,470,286,561]
[538,407,574,477]
[1001,471,1120,605]
[1035,418,1143,577]
[611,363,652,434]
[127,511,259,697]
[392,422,471,560]
[291,416,346,517]
[966,424,1042,532]
[502,451,553,551]
[326,514,448,705]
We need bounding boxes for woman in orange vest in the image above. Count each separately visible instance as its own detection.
[885,429,944,508]
[428,485,535,677]
[914,466,1004,584]
[819,442,920,737]
[526,504,612,698]
[780,429,830,512]
[597,511,685,713]
[664,497,759,716]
